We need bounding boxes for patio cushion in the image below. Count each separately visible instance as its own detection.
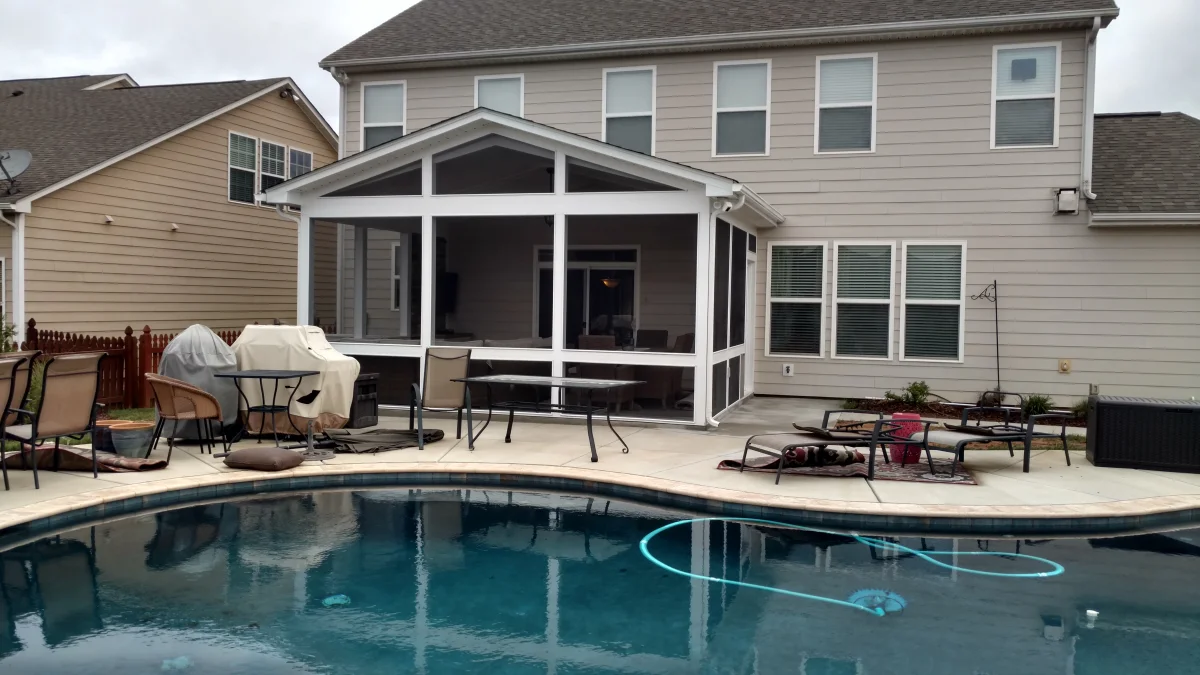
[913,429,1020,447]
[223,446,304,472]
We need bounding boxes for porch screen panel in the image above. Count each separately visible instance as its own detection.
[730,228,747,347]
[727,355,741,408]
[767,244,823,356]
[711,361,727,417]
[712,219,730,352]
[434,135,554,194]
[903,244,964,360]
[834,244,893,358]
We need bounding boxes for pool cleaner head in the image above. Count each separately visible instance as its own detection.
[848,589,907,615]
[322,594,352,608]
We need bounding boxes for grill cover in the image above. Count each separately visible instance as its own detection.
[158,324,239,439]
[231,325,360,433]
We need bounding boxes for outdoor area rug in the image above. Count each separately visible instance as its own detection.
[717,452,978,485]
[3,445,168,473]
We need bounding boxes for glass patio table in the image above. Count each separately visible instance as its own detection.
[452,374,642,462]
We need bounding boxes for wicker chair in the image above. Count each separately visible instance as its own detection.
[145,373,226,460]
[4,353,105,488]
[0,355,29,491]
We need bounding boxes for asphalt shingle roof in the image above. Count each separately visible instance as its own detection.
[1091,112,1200,214]
[323,0,1118,64]
[0,76,286,201]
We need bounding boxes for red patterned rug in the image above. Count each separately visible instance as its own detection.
[717,453,977,485]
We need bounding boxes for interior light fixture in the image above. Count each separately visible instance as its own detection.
[602,278,620,289]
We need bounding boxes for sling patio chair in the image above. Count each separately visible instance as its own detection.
[0,356,29,491]
[144,373,227,461]
[3,350,40,426]
[4,352,106,488]
[410,347,477,450]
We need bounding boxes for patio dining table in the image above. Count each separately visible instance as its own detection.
[452,374,642,463]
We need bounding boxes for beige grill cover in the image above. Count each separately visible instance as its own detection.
[231,325,360,433]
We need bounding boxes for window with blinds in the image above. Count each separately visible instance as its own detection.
[260,141,287,192]
[816,55,876,153]
[902,242,965,361]
[363,82,406,150]
[714,61,770,155]
[993,44,1058,147]
[228,132,257,204]
[767,243,825,356]
[604,68,655,155]
[476,75,523,117]
[833,243,894,359]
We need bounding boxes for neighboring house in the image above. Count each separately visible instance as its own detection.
[265,0,1199,426]
[0,74,337,335]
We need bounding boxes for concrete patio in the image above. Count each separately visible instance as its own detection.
[1,397,1199,533]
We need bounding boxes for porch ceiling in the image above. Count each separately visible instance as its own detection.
[262,108,784,227]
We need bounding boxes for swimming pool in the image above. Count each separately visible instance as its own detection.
[1,489,1198,674]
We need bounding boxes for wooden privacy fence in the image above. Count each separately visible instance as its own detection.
[19,319,241,409]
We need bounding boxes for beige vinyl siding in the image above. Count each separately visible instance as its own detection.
[23,93,336,335]
[341,30,1200,401]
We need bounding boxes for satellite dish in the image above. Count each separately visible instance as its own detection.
[0,149,31,196]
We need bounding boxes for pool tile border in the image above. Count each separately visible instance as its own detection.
[3,463,1200,544]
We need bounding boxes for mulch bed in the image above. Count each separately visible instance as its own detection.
[845,399,1087,428]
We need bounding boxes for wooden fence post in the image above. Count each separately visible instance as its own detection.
[123,326,136,408]
[138,326,152,408]
[25,318,37,350]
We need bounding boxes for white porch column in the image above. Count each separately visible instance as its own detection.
[12,213,25,332]
[335,223,345,333]
[551,151,567,382]
[691,209,713,426]
[297,214,312,325]
[353,225,367,339]
[420,214,435,347]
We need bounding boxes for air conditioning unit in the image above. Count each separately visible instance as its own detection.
[1086,396,1200,472]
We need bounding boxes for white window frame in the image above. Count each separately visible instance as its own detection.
[289,147,314,179]
[990,42,1062,150]
[814,53,878,155]
[474,73,525,117]
[764,241,827,359]
[227,130,259,207]
[360,80,407,151]
[602,66,656,156]
[900,240,967,363]
[831,240,896,361]
[531,244,641,341]
[711,59,772,158]
[259,138,288,199]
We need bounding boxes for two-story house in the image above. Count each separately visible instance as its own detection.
[263,0,1198,426]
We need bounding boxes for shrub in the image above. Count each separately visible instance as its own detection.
[1070,398,1089,421]
[884,381,932,407]
[977,389,1005,407]
[840,399,860,410]
[1022,394,1055,417]
[25,360,45,413]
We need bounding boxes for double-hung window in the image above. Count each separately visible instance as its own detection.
[833,243,894,359]
[228,132,257,204]
[816,54,876,153]
[603,67,655,155]
[767,242,826,357]
[289,148,313,178]
[475,74,523,117]
[260,141,287,192]
[992,43,1060,148]
[714,60,770,156]
[902,242,965,361]
[362,81,406,150]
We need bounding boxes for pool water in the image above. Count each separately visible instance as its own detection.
[1,490,1198,674]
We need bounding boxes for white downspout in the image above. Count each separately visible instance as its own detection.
[1081,16,1102,200]
[0,211,24,332]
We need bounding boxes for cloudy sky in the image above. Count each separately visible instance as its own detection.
[3,0,1197,128]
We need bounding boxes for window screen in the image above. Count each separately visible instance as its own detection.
[768,244,824,356]
[903,243,964,360]
[834,244,893,358]
[712,219,730,351]
[994,45,1057,147]
[363,83,405,150]
[817,56,875,152]
[228,133,257,204]
[477,76,522,116]
[260,141,286,191]
[605,69,654,154]
[715,62,769,155]
[730,228,747,347]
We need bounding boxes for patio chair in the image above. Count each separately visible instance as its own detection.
[3,352,105,488]
[410,347,475,450]
[576,335,635,411]
[3,350,40,426]
[144,373,227,462]
[636,332,695,409]
[0,356,29,491]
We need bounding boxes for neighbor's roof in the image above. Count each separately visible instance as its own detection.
[0,75,333,205]
[1091,112,1200,215]
[322,0,1118,67]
